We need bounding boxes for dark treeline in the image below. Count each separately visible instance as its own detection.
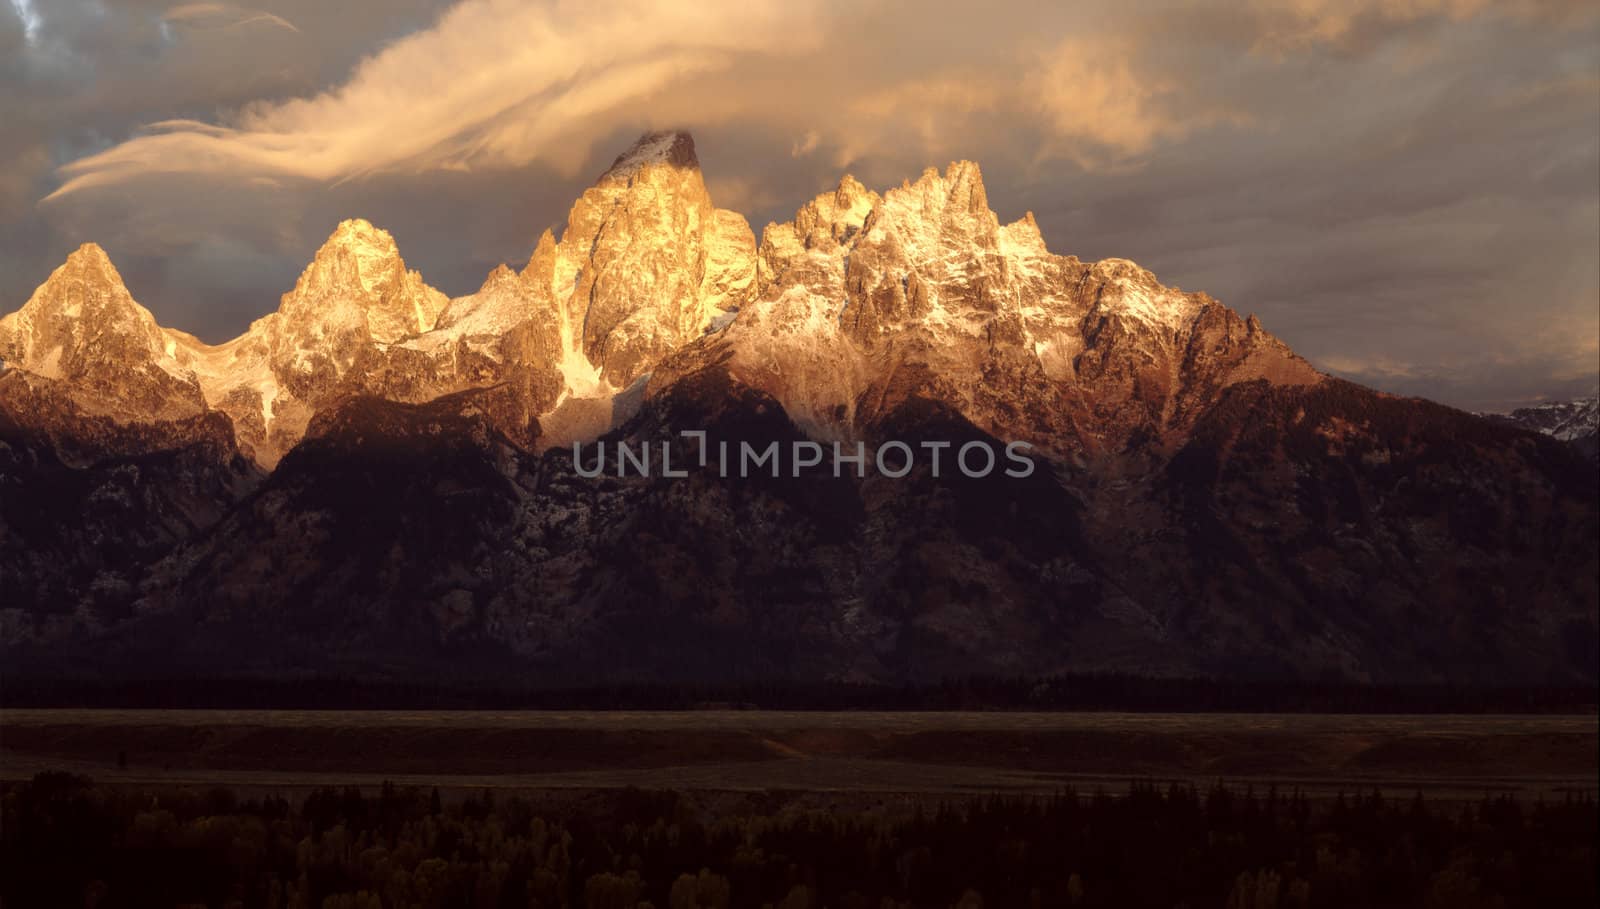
[3,772,1595,908]
[3,673,1596,713]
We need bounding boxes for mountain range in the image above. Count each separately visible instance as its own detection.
[2,131,1595,685]
[1486,397,1599,462]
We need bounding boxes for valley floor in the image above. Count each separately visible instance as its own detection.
[2,709,1594,801]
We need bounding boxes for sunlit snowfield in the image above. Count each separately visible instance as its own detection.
[3,710,1594,800]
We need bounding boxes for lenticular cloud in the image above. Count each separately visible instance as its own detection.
[45,0,825,200]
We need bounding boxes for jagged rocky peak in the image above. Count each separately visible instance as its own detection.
[266,219,447,403]
[50,241,118,281]
[3,243,149,359]
[155,218,455,467]
[399,255,562,376]
[527,128,757,393]
[0,242,206,421]
[854,161,1001,262]
[682,152,1324,451]
[773,174,878,249]
[480,261,523,291]
[744,158,1034,350]
[428,262,534,335]
[996,210,1049,258]
[599,129,700,182]
[896,160,995,223]
[283,218,448,344]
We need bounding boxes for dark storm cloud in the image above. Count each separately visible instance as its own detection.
[3,0,1596,410]
[1011,11,1600,410]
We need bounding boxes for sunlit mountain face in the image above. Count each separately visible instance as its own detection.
[1,130,1594,685]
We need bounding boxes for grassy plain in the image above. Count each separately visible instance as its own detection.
[2,709,1593,800]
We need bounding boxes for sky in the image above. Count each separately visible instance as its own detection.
[2,0,1596,412]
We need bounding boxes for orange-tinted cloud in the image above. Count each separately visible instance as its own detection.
[46,0,828,200]
[47,0,1584,198]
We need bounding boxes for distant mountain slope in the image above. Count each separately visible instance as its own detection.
[1485,396,1599,461]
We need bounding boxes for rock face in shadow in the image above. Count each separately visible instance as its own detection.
[23,355,1593,686]
[0,370,261,630]
[1,131,1594,685]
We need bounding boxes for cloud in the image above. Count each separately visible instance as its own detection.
[9,0,39,45]
[789,130,820,158]
[1247,0,1492,54]
[162,3,301,33]
[46,0,830,200]
[1027,36,1254,166]
[1242,0,1596,58]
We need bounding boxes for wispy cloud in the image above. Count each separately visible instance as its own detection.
[1243,0,1597,59]
[46,0,830,200]
[163,3,301,34]
[790,130,820,158]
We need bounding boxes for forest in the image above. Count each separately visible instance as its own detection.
[3,772,1594,908]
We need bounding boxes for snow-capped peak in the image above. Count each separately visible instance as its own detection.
[0,241,206,420]
[61,240,119,274]
[284,218,447,344]
[311,218,404,294]
[1489,394,1600,453]
[2,240,160,360]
